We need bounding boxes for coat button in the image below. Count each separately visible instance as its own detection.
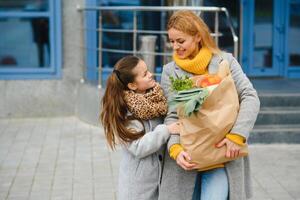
[158,155,163,161]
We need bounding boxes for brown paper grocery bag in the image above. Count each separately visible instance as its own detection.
[178,74,248,170]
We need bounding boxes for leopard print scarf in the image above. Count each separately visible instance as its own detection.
[124,83,168,120]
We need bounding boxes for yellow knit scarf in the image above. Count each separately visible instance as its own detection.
[173,47,212,75]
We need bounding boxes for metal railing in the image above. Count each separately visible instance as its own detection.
[77,6,239,87]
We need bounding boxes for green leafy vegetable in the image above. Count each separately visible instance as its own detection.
[169,88,209,116]
[169,75,194,92]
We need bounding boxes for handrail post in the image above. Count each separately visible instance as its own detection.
[77,5,85,84]
[98,12,102,88]
[133,10,137,56]
[214,11,219,46]
[223,8,238,58]
[233,36,238,58]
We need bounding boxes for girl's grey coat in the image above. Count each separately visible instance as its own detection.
[118,117,169,200]
[159,53,260,200]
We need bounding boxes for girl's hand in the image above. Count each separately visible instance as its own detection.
[215,138,242,158]
[176,151,197,170]
[167,122,181,135]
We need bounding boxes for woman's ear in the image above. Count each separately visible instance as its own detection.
[127,82,137,91]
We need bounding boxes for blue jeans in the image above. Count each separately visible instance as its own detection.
[192,168,228,200]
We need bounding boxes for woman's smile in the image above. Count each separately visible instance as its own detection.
[176,50,185,57]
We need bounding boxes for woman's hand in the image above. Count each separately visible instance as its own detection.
[167,122,181,135]
[216,138,242,158]
[176,151,197,170]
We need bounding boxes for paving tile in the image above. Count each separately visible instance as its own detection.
[1,118,300,200]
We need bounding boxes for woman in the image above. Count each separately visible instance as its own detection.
[159,10,260,200]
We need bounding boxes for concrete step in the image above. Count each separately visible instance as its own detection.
[258,93,300,107]
[255,106,300,125]
[249,124,300,143]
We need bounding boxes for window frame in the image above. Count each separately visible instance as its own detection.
[85,0,98,82]
[0,0,62,80]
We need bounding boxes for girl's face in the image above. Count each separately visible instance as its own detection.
[128,60,155,93]
[168,28,201,59]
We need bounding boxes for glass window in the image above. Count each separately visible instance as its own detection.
[91,0,241,85]
[99,1,141,68]
[0,17,50,68]
[288,2,300,66]
[0,0,61,79]
[0,0,49,11]
[253,0,273,68]
[202,0,240,54]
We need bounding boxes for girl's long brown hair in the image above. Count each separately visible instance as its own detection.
[167,10,220,54]
[100,56,144,150]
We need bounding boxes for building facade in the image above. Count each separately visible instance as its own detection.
[0,0,299,122]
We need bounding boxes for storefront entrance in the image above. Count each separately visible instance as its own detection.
[241,0,300,78]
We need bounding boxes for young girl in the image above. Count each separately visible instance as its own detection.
[100,55,180,200]
[159,10,260,200]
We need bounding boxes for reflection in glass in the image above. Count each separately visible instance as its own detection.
[0,17,50,68]
[0,0,48,11]
[288,3,300,66]
[99,0,139,68]
[254,0,273,68]
[203,0,240,54]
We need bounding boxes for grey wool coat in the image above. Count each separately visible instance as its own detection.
[159,52,260,200]
[118,117,169,200]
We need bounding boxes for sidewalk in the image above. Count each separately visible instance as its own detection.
[0,117,299,200]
